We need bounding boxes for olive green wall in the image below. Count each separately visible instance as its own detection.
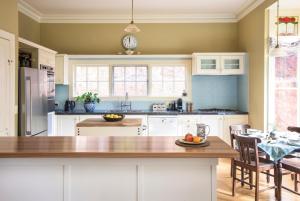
[0,0,18,35]
[40,23,238,54]
[237,0,276,130]
[18,12,40,43]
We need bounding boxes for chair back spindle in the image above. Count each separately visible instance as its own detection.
[235,135,260,166]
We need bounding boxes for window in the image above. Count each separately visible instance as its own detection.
[74,65,109,97]
[151,66,186,97]
[113,65,148,96]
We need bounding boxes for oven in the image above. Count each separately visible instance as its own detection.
[40,65,55,112]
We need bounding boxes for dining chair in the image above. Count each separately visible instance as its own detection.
[281,158,300,195]
[232,135,277,201]
[280,126,300,194]
[229,124,251,182]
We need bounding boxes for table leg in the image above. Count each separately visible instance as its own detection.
[275,161,282,201]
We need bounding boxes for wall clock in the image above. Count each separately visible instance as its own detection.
[122,34,138,50]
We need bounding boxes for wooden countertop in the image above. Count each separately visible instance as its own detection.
[76,118,142,127]
[0,136,238,158]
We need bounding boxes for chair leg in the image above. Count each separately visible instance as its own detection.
[249,170,253,190]
[232,163,236,196]
[295,174,298,192]
[241,167,244,187]
[266,170,270,183]
[255,172,260,201]
[230,158,233,177]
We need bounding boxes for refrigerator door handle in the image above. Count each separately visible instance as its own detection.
[25,77,32,135]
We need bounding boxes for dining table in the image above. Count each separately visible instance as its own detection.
[239,130,300,201]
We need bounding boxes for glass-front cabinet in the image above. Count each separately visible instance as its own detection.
[192,53,246,75]
[221,55,244,75]
[193,55,220,75]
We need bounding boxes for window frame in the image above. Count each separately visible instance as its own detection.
[69,58,192,101]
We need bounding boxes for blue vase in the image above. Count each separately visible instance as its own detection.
[84,102,96,112]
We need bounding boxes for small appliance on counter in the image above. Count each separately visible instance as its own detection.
[176,98,183,112]
[152,104,167,112]
[64,100,76,112]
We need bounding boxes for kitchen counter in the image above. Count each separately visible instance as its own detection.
[0,136,237,158]
[55,109,248,115]
[0,136,236,201]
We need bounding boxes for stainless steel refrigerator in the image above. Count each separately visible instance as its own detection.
[18,67,48,136]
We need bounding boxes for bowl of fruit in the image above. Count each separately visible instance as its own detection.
[103,114,125,122]
[178,133,206,145]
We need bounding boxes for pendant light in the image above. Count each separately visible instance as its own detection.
[270,0,287,57]
[124,0,140,33]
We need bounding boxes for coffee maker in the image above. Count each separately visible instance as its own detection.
[176,98,183,112]
[64,100,76,112]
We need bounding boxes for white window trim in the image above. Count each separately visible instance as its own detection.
[68,58,192,101]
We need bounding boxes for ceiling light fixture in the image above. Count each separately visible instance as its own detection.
[270,0,287,57]
[124,0,140,33]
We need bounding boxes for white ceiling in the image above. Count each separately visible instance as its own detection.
[18,0,266,23]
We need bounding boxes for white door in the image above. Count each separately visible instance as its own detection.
[148,116,178,136]
[198,115,224,138]
[221,55,244,75]
[56,115,79,136]
[193,55,221,75]
[0,36,11,136]
[223,115,249,145]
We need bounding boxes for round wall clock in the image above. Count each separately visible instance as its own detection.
[122,34,138,50]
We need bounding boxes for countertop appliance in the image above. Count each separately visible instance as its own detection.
[64,100,76,112]
[18,67,48,136]
[148,116,178,136]
[197,108,240,114]
[176,98,183,112]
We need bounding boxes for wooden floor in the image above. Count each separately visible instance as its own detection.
[217,159,299,201]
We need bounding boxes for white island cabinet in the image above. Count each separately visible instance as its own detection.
[0,136,238,201]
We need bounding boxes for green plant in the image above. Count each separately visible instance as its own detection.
[75,92,100,103]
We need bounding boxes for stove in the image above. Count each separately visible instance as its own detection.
[197,108,240,114]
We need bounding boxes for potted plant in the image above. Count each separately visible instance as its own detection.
[75,92,100,112]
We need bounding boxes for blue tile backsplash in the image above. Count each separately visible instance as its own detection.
[56,75,248,112]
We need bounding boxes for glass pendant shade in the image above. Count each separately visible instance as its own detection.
[270,45,287,57]
[124,21,140,33]
[124,0,140,33]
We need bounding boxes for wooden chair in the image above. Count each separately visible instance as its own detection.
[229,124,251,183]
[232,135,277,201]
[281,158,300,195]
[280,126,300,195]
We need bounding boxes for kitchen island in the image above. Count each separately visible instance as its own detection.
[0,136,237,201]
[76,118,142,136]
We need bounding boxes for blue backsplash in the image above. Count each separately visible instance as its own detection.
[56,75,248,112]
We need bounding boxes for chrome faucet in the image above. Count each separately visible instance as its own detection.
[121,92,132,111]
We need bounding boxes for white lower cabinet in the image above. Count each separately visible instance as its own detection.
[0,158,218,201]
[198,115,224,138]
[56,115,79,136]
[222,115,249,145]
[148,116,178,136]
[55,114,248,140]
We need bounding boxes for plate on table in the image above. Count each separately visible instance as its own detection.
[287,138,300,147]
[178,138,206,145]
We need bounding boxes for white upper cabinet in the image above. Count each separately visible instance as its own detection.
[55,54,69,84]
[192,53,246,75]
[38,49,56,67]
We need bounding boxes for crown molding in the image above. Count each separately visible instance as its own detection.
[40,14,238,23]
[18,0,42,22]
[18,0,266,24]
[237,0,266,20]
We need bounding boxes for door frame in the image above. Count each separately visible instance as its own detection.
[0,29,16,136]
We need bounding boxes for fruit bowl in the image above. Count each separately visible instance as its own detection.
[103,114,125,122]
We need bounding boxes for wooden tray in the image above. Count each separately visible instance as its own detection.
[175,140,210,148]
